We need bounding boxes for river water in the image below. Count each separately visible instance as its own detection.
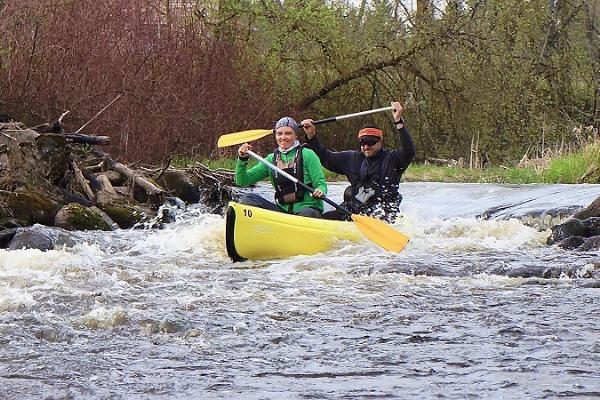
[1,182,600,399]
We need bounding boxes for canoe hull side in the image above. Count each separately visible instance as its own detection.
[225,202,360,261]
[225,205,245,262]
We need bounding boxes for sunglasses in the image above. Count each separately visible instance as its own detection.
[359,138,380,146]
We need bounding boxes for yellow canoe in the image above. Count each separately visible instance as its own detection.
[225,201,361,261]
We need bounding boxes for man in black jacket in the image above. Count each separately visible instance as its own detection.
[301,101,415,223]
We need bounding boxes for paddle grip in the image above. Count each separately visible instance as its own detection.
[308,105,393,127]
[312,116,336,125]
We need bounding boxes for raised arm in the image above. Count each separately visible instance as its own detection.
[389,101,416,168]
[302,119,356,176]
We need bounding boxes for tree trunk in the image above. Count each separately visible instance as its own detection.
[538,0,567,69]
[415,0,433,29]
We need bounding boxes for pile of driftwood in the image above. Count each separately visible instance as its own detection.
[0,115,236,250]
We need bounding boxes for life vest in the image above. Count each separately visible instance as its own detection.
[272,145,305,205]
[343,151,403,220]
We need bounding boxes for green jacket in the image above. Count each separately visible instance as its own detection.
[235,146,328,213]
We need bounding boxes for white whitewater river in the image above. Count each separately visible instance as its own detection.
[1,182,599,399]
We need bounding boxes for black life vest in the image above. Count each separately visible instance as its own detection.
[346,151,397,204]
[272,145,305,205]
[344,151,403,221]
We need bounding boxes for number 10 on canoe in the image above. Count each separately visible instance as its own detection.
[246,150,409,253]
[217,106,394,148]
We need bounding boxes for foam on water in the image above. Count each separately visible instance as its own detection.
[81,305,129,329]
[412,216,551,252]
[0,247,83,310]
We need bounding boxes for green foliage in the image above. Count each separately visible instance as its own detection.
[543,141,600,183]
[404,139,600,183]
[178,137,599,184]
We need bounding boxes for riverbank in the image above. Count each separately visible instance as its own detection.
[193,142,600,184]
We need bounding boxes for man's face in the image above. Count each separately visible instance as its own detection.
[275,127,297,150]
[359,136,382,158]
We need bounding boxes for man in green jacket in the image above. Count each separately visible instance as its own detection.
[236,117,327,218]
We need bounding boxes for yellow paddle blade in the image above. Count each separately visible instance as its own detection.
[351,214,410,252]
[217,129,273,148]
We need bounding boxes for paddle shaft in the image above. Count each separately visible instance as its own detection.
[246,150,352,217]
[218,105,395,148]
[310,105,394,126]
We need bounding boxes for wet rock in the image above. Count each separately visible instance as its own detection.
[0,227,18,248]
[577,235,600,252]
[548,218,586,244]
[199,185,237,214]
[165,196,186,209]
[548,217,600,249]
[34,327,60,342]
[557,236,586,250]
[100,203,153,229]
[159,318,182,333]
[581,280,600,288]
[505,265,549,278]
[157,206,176,225]
[573,196,600,220]
[54,203,115,231]
[158,169,201,204]
[8,225,76,250]
[9,229,53,250]
[580,217,600,236]
[541,266,566,279]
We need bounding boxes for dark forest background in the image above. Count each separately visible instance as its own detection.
[1,0,598,165]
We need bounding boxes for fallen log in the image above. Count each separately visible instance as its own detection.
[112,162,163,196]
[71,160,95,201]
[91,147,164,201]
[64,133,110,145]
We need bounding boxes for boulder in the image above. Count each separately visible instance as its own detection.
[0,228,18,248]
[548,217,600,246]
[54,203,115,231]
[580,217,600,236]
[573,197,600,220]
[547,218,586,244]
[3,190,61,226]
[8,229,53,251]
[158,169,201,204]
[557,236,586,250]
[8,225,76,251]
[578,235,600,252]
[100,203,154,229]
